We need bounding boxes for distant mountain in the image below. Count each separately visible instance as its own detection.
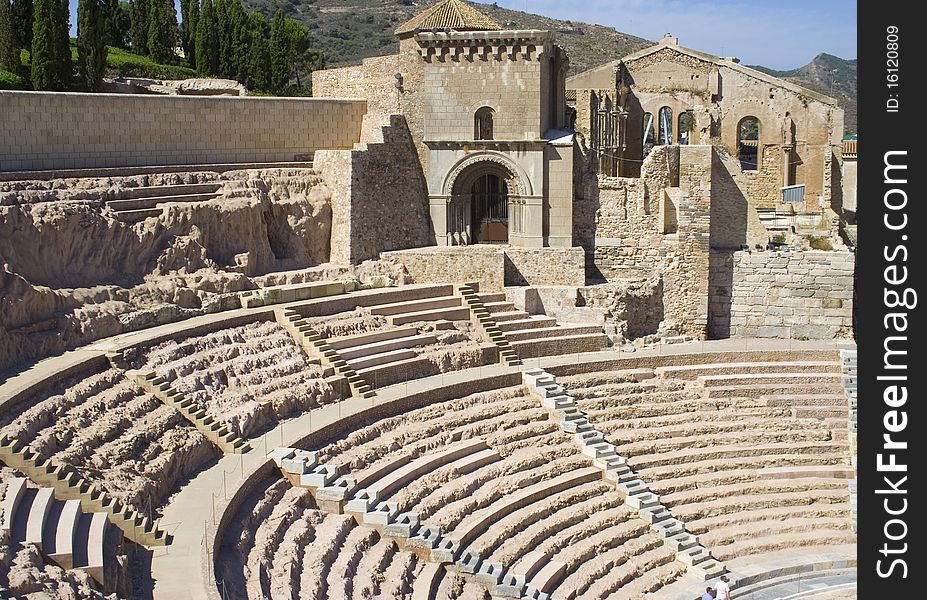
[242,0,651,75]
[246,1,856,134]
[749,53,857,134]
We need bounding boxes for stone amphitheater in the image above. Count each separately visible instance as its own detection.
[0,1,857,598]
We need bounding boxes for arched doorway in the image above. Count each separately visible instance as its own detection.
[447,159,518,245]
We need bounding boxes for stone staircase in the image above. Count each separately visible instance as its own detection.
[840,349,857,532]
[316,288,495,389]
[275,308,376,399]
[1,477,113,586]
[127,370,252,454]
[456,284,521,367]
[0,434,170,546]
[105,182,223,223]
[522,367,727,582]
[476,293,608,359]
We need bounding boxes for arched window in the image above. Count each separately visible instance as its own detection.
[475,107,495,140]
[678,110,695,145]
[658,107,673,145]
[643,112,656,156]
[738,116,760,170]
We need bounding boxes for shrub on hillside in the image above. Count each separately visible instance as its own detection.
[808,236,833,251]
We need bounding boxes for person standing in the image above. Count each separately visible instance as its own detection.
[701,586,716,600]
[715,575,732,600]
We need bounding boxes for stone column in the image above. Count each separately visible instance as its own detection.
[429,195,450,246]
[518,195,546,247]
[781,145,793,187]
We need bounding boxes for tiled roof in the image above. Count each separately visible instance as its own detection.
[395,0,501,35]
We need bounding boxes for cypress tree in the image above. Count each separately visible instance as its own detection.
[102,0,131,48]
[179,0,193,63]
[227,0,248,81]
[10,0,31,52]
[0,0,16,72]
[146,0,174,64]
[77,0,107,90]
[129,0,147,54]
[53,0,70,82]
[185,0,197,67]
[194,0,216,75]
[31,0,68,89]
[245,12,267,92]
[214,0,232,78]
[269,8,287,94]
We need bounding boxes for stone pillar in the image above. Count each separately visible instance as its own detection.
[429,195,450,246]
[519,195,546,247]
[781,145,793,187]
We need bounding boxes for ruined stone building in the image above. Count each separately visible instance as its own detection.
[312,0,854,342]
[568,34,846,217]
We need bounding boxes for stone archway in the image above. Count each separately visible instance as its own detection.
[443,155,529,246]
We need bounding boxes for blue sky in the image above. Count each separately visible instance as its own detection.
[68,0,857,70]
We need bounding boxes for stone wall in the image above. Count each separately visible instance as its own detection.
[381,246,505,291]
[311,55,400,120]
[709,249,854,339]
[315,114,432,264]
[577,145,711,339]
[0,91,367,172]
[380,246,585,292]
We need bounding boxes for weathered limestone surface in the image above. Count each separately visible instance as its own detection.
[315,114,432,264]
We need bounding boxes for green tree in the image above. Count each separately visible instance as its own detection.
[102,0,131,48]
[184,0,197,67]
[30,0,69,89]
[146,0,175,64]
[226,0,247,80]
[10,0,32,52]
[194,0,216,75]
[53,0,69,79]
[268,8,287,93]
[283,17,313,91]
[245,12,268,92]
[0,0,16,72]
[129,0,148,54]
[179,0,195,63]
[77,0,107,91]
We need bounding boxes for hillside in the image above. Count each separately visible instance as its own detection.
[749,53,857,134]
[242,0,652,74]
[246,0,856,134]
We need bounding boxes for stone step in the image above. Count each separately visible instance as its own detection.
[105,192,220,211]
[505,325,605,342]
[388,306,472,326]
[327,326,420,351]
[111,182,222,200]
[491,310,533,322]
[510,333,608,359]
[477,293,507,303]
[339,332,436,361]
[698,372,844,387]
[369,296,462,317]
[703,383,844,399]
[482,301,518,314]
[346,347,420,372]
[655,361,840,380]
[113,207,162,223]
[497,316,558,332]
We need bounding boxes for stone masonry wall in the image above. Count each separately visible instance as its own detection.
[315,114,432,265]
[710,249,854,339]
[311,55,400,120]
[0,91,367,171]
